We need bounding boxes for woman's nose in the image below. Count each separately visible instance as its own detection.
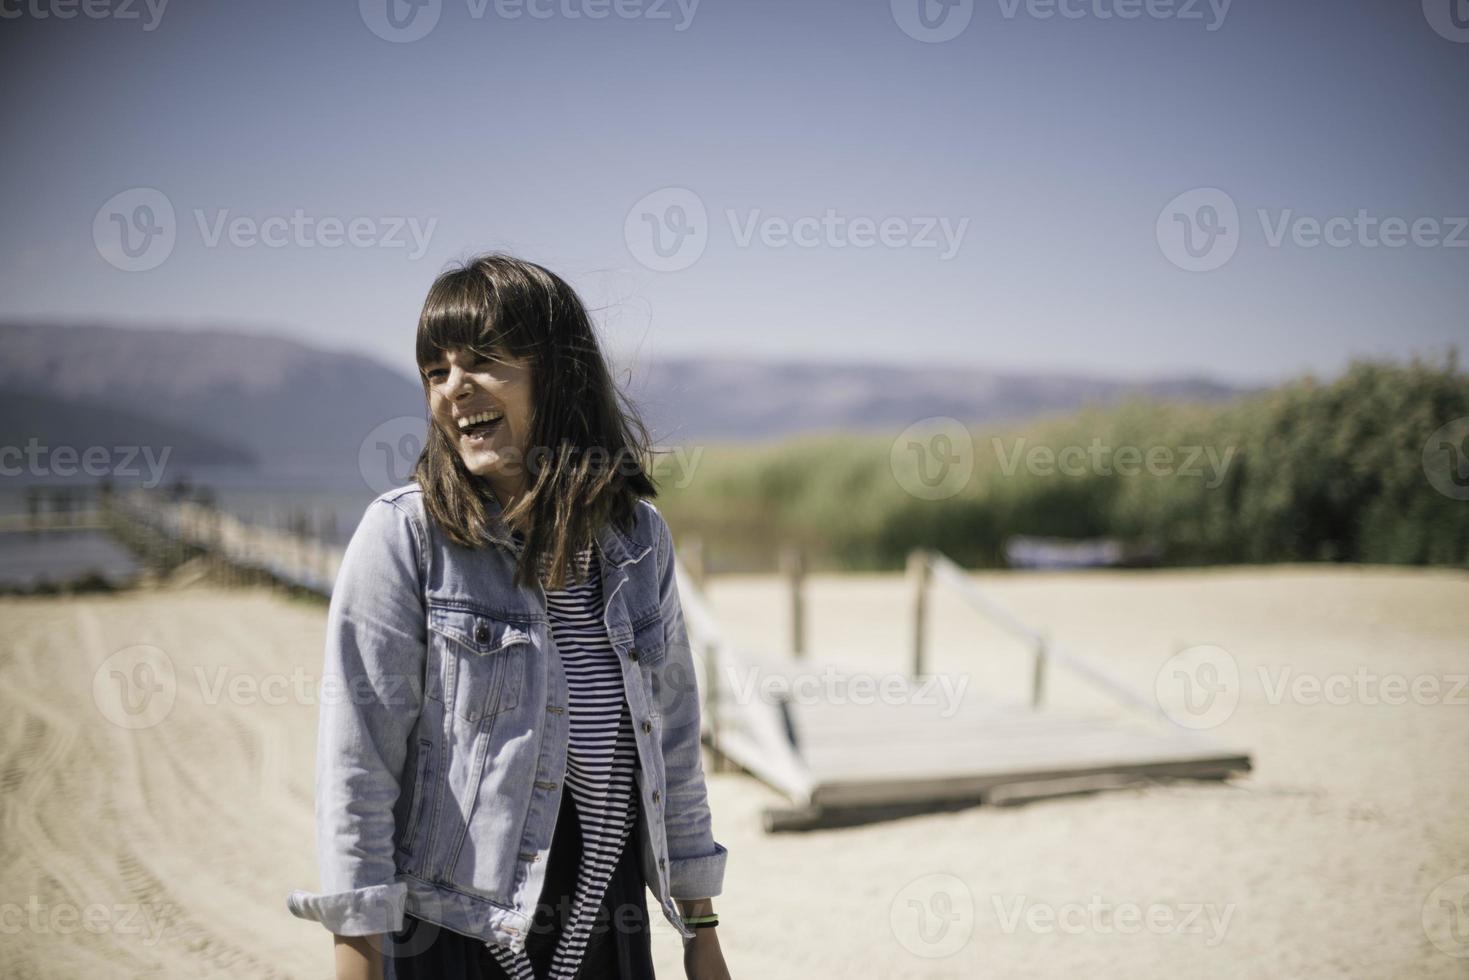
[447,365,473,397]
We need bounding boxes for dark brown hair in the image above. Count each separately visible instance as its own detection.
[410,253,657,589]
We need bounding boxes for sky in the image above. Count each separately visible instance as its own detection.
[1,0,1465,386]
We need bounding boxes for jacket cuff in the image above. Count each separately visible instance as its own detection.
[285,882,407,936]
[668,841,729,900]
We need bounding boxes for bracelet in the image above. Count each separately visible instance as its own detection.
[681,914,719,929]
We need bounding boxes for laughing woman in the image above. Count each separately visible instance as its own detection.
[287,254,732,980]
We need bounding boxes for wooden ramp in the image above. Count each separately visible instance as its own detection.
[677,552,1252,832]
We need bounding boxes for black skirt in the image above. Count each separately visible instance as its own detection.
[384,786,657,980]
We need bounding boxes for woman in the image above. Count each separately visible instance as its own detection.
[286,254,732,980]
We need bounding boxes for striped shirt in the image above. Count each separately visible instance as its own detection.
[487,543,640,979]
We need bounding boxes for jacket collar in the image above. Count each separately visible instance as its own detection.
[481,493,648,569]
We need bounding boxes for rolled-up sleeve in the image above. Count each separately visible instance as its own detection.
[285,496,426,935]
[649,504,729,900]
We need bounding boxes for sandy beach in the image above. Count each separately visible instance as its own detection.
[2,565,1466,979]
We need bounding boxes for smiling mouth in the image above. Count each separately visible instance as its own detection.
[456,410,505,441]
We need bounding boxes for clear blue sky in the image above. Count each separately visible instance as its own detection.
[1,0,1464,385]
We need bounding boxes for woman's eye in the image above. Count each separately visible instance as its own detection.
[425,368,448,382]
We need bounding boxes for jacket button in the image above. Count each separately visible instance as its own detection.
[628,647,639,662]
[652,790,660,804]
[658,857,666,869]
[641,720,653,734]
[474,623,490,644]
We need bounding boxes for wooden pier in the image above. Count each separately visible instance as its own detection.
[676,550,1252,832]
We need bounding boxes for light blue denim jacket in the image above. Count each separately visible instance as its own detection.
[285,484,727,951]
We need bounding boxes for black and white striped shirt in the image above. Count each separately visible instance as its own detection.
[487,544,639,979]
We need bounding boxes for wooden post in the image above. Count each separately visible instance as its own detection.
[684,534,708,592]
[1032,634,1047,709]
[908,549,930,679]
[779,546,806,659]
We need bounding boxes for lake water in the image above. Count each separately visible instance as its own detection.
[0,529,142,589]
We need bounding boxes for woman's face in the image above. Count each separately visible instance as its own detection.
[423,346,535,504]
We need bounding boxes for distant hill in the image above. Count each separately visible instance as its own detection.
[625,357,1248,443]
[0,389,257,470]
[0,321,1249,480]
[0,322,426,478]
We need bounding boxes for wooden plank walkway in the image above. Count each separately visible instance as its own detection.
[677,559,1252,832]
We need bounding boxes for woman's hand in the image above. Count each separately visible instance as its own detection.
[682,928,732,980]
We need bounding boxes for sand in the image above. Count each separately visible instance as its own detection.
[1,565,1465,979]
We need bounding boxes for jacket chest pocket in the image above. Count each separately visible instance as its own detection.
[427,605,529,725]
[630,616,668,717]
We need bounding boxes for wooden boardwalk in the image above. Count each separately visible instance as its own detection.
[676,555,1252,831]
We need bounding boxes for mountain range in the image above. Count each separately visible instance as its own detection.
[0,321,1248,482]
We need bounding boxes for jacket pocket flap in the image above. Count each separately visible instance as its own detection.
[429,606,533,655]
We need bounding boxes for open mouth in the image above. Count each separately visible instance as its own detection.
[456,410,505,443]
